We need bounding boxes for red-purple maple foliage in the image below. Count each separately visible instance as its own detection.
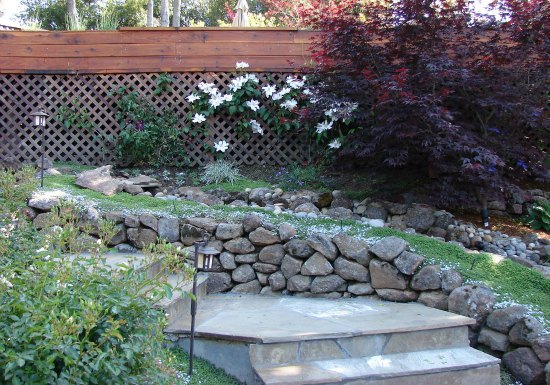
[301,0,549,207]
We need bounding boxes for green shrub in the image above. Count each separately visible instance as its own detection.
[273,164,326,191]
[0,165,37,213]
[527,201,550,232]
[200,160,241,185]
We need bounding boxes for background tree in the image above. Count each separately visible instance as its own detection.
[160,0,168,26]
[302,0,549,209]
[147,0,153,26]
[19,0,101,30]
[172,0,181,26]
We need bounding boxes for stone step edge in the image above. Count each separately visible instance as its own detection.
[253,347,500,385]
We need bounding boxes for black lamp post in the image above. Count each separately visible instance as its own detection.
[188,233,219,376]
[30,109,49,187]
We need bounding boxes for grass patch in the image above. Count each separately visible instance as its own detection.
[42,174,549,325]
[53,161,96,173]
[202,178,272,193]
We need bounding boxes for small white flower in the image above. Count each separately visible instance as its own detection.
[303,88,311,96]
[262,84,277,97]
[279,87,291,96]
[250,120,263,135]
[222,94,233,102]
[286,75,305,89]
[272,92,283,101]
[0,276,13,289]
[192,113,206,124]
[229,76,246,92]
[186,93,200,103]
[214,140,229,152]
[281,99,298,110]
[208,94,225,108]
[245,99,260,111]
[328,139,341,149]
[236,61,250,69]
[245,74,259,83]
[325,108,337,119]
[198,82,216,93]
[315,120,333,133]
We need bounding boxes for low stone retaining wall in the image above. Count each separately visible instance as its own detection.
[26,198,549,385]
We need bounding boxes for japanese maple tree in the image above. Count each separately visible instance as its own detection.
[302,0,549,209]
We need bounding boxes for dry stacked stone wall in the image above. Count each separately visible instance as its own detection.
[25,199,550,385]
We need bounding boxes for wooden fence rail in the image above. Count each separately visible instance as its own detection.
[0,28,317,166]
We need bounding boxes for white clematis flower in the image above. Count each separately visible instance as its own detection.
[328,139,341,149]
[315,120,333,133]
[186,93,200,103]
[208,94,225,108]
[262,84,277,97]
[245,99,260,111]
[214,140,229,152]
[192,113,206,124]
[281,99,298,110]
[250,120,263,135]
[236,61,250,69]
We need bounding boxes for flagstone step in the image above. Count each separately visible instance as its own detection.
[253,347,500,385]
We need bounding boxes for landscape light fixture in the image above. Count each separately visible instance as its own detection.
[188,233,220,376]
[30,108,49,187]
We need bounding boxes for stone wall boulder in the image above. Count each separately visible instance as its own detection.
[369,259,408,290]
[448,285,496,330]
[369,237,408,262]
[301,253,334,276]
[503,347,545,385]
[332,233,370,265]
[75,165,123,196]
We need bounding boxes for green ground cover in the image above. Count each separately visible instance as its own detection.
[42,174,550,325]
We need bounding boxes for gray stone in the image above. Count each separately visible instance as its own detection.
[509,317,545,346]
[503,347,545,385]
[417,291,449,310]
[28,192,66,210]
[123,183,144,195]
[289,196,312,211]
[278,223,297,242]
[311,275,346,294]
[287,275,312,292]
[370,236,408,262]
[486,306,527,333]
[434,212,454,229]
[411,265,441,291]
[369,259,408,290]
[231,264,256,283]
[284,239,314,259]
[180,224,205,246]
[33,212,55,229]
[281,255,303,279]
[259,244,285,265]
[75,165,123,196]
[386,202,409,215]
[224,237,255,254]
[393,251,425,275]
[347,282,375,296]
[478,327,510,352]
[334,257,370,282]
[294,202,321,214]
[312,192,332,208]
[249,188,273,205]
[207,272,233,293]
[231,280,261,294]
[306,233,339,261]
[545,362,549,385]
[249,227,280,246]
[215,223,244,240]
[127,227,157,248]
[139,214,158,231]
[73,233,100,253]
[532,335,550,362]
[104,211,125,224]
[301,253,334,276]
[375,289,419,302]
[364,202,388,221]
[115,243,137,253]
[157,217,180,242]
[268,271,286,291]
[404,205,436,232]
[253,262,279,274]
[427,227,447,238]
[256,272,269,285]
[108,224,127,246]
[332,233,370,265]
[326,207,355,220]
[441,269,464,294]
[448,285,496,330]
[127,175,160,186]
[124,214,140,228]
[219,252,237,270]
[234,253,258,264]
[188,217,219,232]
[330,196,353,209]
[242,214,262,233]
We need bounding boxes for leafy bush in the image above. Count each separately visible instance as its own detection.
[200,160,242,185]
[273,164,326,191]
[112,80,189,167]
[527,201,550,232]
[0,165,37,213]
[303,0,549,208]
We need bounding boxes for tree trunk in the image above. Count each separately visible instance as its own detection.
[147,0,154,27]
[172,0,181,27]
[67,0,78,29]
[160,0,169,27]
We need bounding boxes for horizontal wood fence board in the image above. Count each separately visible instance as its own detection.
[0,28,317,73]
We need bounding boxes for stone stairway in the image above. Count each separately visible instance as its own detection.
[166,294,501,385]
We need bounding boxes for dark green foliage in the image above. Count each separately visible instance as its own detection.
[272,164,327,191]
[527,201,550,231]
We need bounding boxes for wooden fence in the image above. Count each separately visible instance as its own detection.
[0,28,317,166]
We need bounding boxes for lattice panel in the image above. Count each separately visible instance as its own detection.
[0,73,309,167]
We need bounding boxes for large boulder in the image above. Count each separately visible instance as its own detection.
[139,214,158,231]
[417,291,448,310]
[284,239,314,259]
[268,271,286,291]
[216,223,244,240]
[532,335,550,362]
[219,252,237,270]
[224,238,255,254]
[369,259,408,290]
[187,217,219,232]
[28,190,68,210]
[231,280,262,294]
[393,251,424,275]
[232,264,256,283]
[410,265,441,291]
[75,165,123,196]
[242,214,262,233]
[478,327,510,352]
[287,275,312,292]
[294,202,321,215]
[259,244,286,265]
[347,282,375,296]
[503,347,545,385]
[157,217,180,242]
[278,223,297,241]
[509,317,545,346]
[127,227,157,248]
[249,227,280,246]
[441,269,464,294]
[403,205,436,232]
[310,275,346,294]
[369,237,408,262]
[448,285,496,329]
[180,224,205,246]
[332,233,370,265]
[307,234,338,261]
[334,257,369,282]
[486,306,527,333]
[207,272,233,293]
[281,255,303,279]
[301,253,334,276]
[376,289,419,302]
